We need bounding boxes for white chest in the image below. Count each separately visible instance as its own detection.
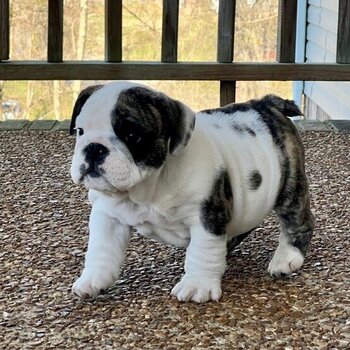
[90,191,192,248]
[126,202,193,247]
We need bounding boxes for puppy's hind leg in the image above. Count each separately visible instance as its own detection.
[269,201,314,277]
[268,170,314,278]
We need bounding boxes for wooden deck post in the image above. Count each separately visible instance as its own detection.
[105,0,122,62]
[277,0,297,63]
[161,0,180,62]
[0,0,9,61]
[217,0,236,106]
[336,0,350,63]
[48,0,64,62]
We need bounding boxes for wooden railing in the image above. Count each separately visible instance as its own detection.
[0,0,350,106]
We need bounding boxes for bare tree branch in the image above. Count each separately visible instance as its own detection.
[123,5,158,34]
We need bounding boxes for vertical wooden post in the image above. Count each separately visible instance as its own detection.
[105,0,122,62]
[161,0,180,62]
[277,0,297,63]
[336,0,350,63]
[48,0,64,62]
[0,0,10,61]
[217,0,236,106]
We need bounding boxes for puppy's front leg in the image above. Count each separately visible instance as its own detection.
[72,205,131,299]
[171,225,227,303]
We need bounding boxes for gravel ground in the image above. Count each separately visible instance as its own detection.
[0,130,349,350]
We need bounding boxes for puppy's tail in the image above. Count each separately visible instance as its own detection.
[260,94,303,117]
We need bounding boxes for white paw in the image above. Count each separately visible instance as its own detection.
[171,275,222,303]
[268,245,304,278]
[72,269,116,299]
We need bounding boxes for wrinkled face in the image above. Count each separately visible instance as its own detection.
[70,82,195,193]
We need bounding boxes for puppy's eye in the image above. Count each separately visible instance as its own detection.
[76,128,84,136]
[125,132,142,144]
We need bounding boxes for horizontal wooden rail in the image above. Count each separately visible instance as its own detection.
[1,61,350,81]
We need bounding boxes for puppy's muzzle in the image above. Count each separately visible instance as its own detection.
[80,143,109,180]
[85,143,109,164]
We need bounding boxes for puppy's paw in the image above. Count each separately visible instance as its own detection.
[171,275,222,303]
[72,270,116,299]
[268,244,304,278]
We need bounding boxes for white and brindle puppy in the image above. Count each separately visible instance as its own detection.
[70,81,314,303]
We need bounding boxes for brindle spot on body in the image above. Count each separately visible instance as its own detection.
[201,103,250,115]
[249,170,262,190]
[201,103,258,136]
[245,127,256,136]
[231,123,244,133]
[201,169,233,236]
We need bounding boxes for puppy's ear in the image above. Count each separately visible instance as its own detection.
[167,99,196,156]
[70,85,103,135]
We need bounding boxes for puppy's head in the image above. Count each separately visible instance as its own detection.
[70,82,195,192]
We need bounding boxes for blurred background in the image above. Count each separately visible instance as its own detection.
[0,0,291,121]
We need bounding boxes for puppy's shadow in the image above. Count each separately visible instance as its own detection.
[104,227,281,301]
[104,233,186,300]
[226,233,274,278]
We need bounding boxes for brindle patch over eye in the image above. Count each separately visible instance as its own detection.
[111,87,177,168]
[113,117,167,168]
[118,120,149,145]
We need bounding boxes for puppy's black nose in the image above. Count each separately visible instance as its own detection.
[84,143,109,165]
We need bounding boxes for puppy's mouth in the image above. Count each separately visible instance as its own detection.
[78,165,129,194]
[79,164,104,182]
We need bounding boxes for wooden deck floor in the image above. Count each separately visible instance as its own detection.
[1,130,349,349]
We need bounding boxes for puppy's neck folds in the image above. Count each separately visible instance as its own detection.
[127,166,164,203]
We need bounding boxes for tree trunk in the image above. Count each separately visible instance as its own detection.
[24,81,35,120]
[72,0,88,105]
[23,8,38,119]
[53,80,61,120]
[0,81,4,121]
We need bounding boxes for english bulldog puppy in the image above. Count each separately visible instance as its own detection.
[70,81,314,303]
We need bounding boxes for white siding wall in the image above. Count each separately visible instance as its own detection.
[305,0,350,120]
